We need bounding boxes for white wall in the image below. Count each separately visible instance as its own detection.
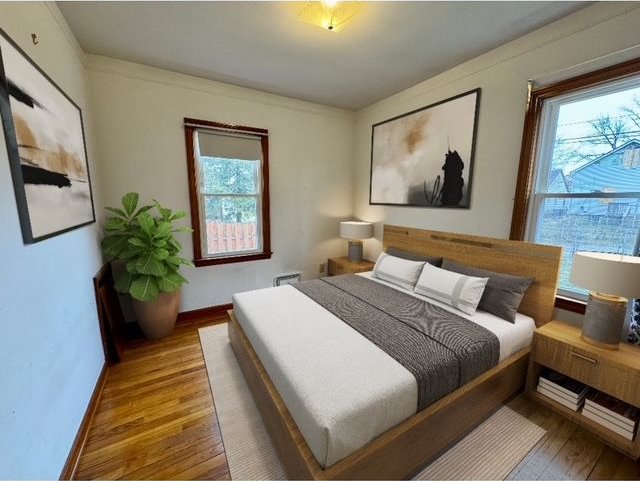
[351,3,640,322]
[354,2,640,257]
[0,3,105,479]
[87,56,354,311]
[2,4,638,476]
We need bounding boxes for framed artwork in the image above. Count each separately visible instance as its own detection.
[370,88,480,208]
[0,29,95,244]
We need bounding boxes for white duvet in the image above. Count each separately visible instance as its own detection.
[232,272,535,468]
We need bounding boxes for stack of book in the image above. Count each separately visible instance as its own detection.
[536,369,588,411]
[583,391,639,441]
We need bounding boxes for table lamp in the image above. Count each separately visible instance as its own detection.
[571,252,640,350]
[340,221,373,262]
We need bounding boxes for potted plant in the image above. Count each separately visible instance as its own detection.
[101,192,193,339]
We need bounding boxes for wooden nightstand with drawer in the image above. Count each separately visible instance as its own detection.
[327,257,374,276]
[527,320,640,459]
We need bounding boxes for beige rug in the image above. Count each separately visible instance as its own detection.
[199,324,546,480]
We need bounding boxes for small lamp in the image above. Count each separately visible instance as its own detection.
[340,221,373,263]
[571,252,640,350]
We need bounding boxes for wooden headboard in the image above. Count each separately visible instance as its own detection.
[383,225,562,327]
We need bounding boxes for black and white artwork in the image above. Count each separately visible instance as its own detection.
[369,88,480,208]
[0,29,95,243]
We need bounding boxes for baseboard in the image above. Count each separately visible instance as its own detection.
[177,303,233,323]
[57,304,227,479]
[59,362,109,480]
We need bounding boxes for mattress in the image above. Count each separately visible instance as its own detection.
[232,272,535,468]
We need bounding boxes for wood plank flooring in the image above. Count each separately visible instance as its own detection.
[75,315,230,480]
[76,316,640,480]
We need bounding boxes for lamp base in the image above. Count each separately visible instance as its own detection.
[347,240,363,263]
[581,291,628,350]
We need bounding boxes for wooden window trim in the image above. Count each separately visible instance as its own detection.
[554,296,587,315]
[184,118,271,267]
[510,56,640,307]
[511,56,640,240]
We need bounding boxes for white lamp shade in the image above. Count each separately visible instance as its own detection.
[340,221,373,240]
[570,252,640,299]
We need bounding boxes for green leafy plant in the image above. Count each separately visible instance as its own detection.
[101,193,193,302]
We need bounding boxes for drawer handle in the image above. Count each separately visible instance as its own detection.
[571,351,598,364]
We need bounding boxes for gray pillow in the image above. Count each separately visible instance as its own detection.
[386,247,443,267]
[441,259,534,323]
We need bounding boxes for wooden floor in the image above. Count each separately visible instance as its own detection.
[76,316,640,480]
[75,315,230,480]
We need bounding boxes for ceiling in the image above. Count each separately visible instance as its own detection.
[58,1,589,110]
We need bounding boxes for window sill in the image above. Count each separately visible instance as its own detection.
[194,251,272,267]
[555,295,587,315]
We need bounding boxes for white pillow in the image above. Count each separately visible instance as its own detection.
[372,252,425,291]
[414,263,489,315]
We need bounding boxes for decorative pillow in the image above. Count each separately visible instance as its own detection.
[372,252,425,291]
[386,247,443,267]
[414,263,489,315]
[442,259,534,323]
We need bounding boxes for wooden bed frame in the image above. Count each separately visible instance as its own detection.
[228,225,562,479]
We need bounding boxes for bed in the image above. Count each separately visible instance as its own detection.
[228,225,562,480]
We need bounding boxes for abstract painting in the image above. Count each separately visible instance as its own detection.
[370,88,480,208]
[0,29,94,243]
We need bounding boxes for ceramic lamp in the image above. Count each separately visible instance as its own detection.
[340,221,373,262]
[570,252,640,349]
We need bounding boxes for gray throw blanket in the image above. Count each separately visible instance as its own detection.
[294,275,500,410]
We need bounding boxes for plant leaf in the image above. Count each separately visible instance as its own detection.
[105,217,127,231]
[137,212,155,237]
[157,272,185,292]
[122,192,139,216]
[168,238,181,251]
[136,253,167,276]
[166,256,182,266]
[120,246,144,260]
[114,271,133,293]
[158,271,188,292]
[133,205,153,218]
[173,271,188,283]
[130,275,159,302]
[154,221,172,238]
[101,235,130,257]
[153,200,172,220]
[153,248,169,260]
[104,206,128,219]
[128,237,146,248]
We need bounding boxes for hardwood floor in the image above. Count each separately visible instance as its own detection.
[76,316,640,480]
[75,315,230,480]
[507,396,640,480]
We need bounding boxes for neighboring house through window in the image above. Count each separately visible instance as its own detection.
[184,118,271,266]
[512,60,640,308]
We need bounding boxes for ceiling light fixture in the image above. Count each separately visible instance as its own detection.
[298,1,364,33]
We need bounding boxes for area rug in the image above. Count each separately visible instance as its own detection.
[199,324,546,480]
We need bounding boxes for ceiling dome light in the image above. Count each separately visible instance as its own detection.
[298,1,364,33]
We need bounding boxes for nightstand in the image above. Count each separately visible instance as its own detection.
[327,257,374,276]
[527,320,640,459]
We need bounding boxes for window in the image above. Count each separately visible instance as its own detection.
[512,59,640,309]
[184,118,271,266]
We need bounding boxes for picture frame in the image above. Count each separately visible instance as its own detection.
[0,28,95,244]
[369,88,480,208]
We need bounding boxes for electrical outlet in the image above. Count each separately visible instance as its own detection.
[319,263,325,274]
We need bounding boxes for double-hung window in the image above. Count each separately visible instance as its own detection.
[512,60,640,307]
[184,118,271,266]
